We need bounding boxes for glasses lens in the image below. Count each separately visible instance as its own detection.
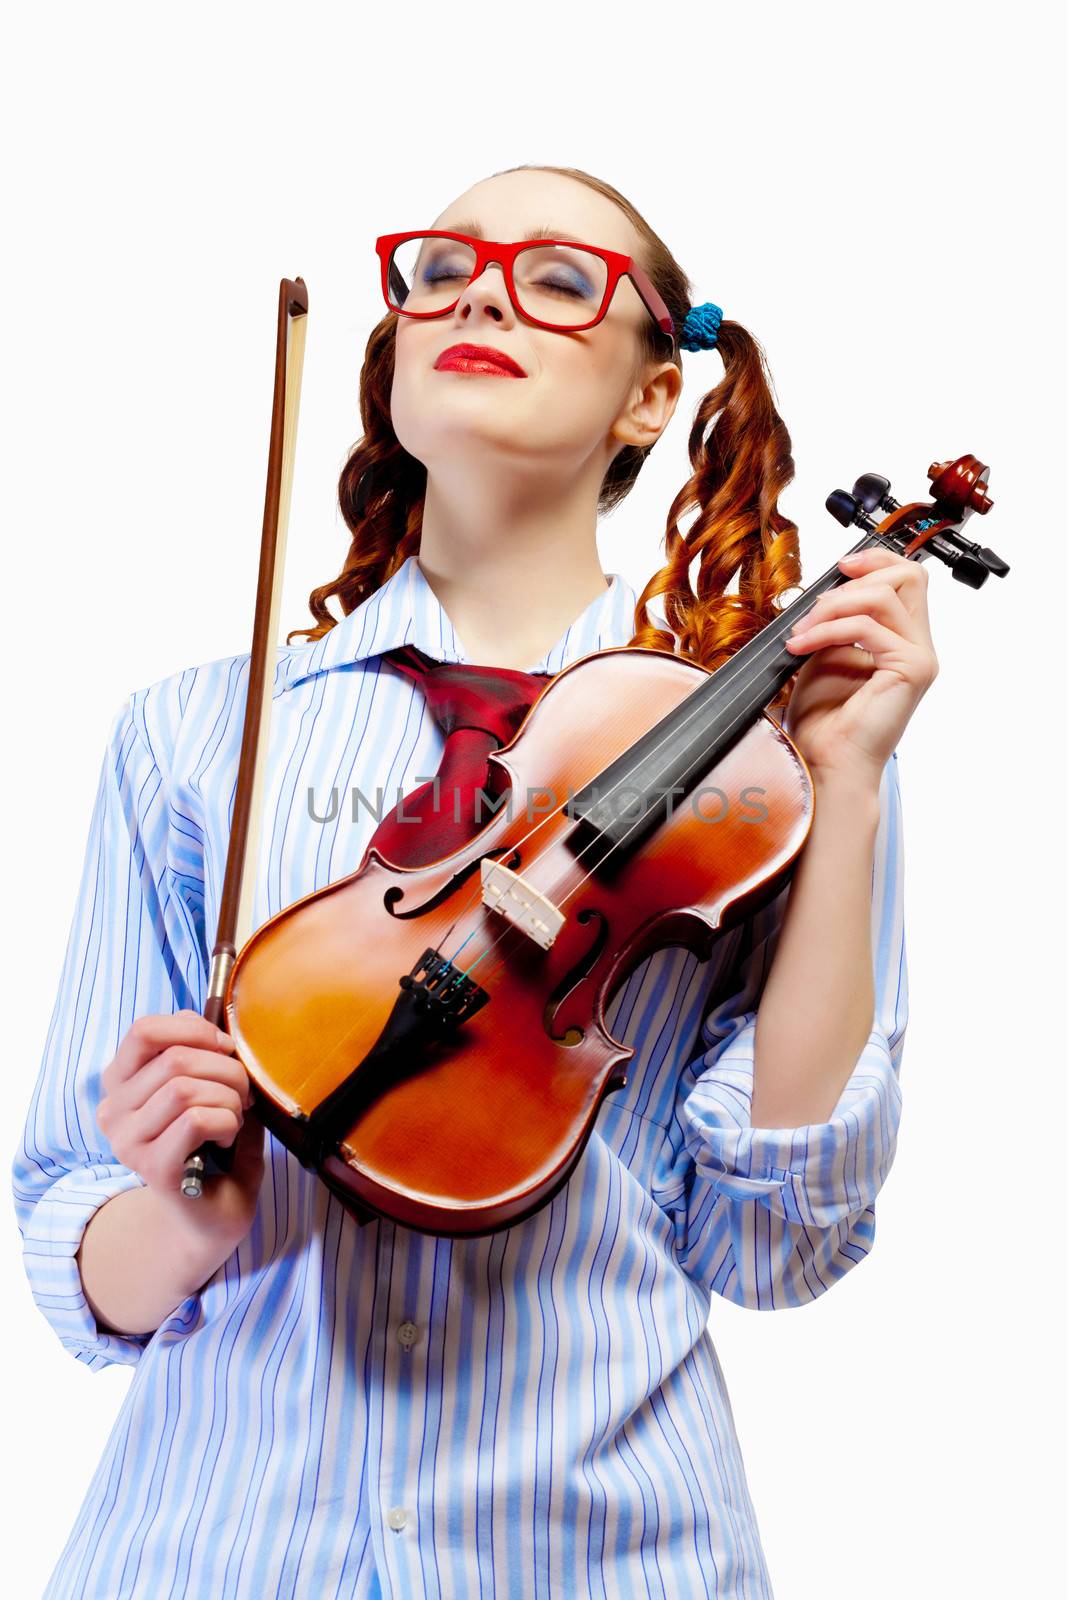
[387,236,609,327]
[514,244,608,327]
[387,235,478,314]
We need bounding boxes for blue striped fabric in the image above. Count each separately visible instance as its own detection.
[13,553,908,1599]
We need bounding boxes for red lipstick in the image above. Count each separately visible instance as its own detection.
[434,342,527,377]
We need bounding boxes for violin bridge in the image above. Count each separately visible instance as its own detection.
[480,858,565,950]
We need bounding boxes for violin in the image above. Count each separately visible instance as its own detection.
[180,280,1008,1238]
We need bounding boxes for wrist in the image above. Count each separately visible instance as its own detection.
[142,1185,239,1295]
[808,761,884,820]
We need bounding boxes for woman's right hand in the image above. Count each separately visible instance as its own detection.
[97,1010,266,1262]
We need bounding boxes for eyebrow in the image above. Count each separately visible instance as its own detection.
[440,219,595,247]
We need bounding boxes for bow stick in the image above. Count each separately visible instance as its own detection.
[181,277,308,1199]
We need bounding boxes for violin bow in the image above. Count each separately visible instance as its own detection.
[181,277,308,1200]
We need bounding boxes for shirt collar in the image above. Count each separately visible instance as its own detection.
[281,553,639,691]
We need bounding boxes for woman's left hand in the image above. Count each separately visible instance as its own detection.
[782,546,939,788]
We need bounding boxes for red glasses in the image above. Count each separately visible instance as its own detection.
[376,230,676,340]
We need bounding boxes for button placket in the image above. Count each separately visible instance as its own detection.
[382,1319,421,1551]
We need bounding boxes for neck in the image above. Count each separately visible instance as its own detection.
[416,470,610,669]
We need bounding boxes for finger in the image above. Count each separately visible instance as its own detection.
[838,549,933,628]
[122,1043,254,1116]
[838,546,912,575]
[148,1106,246,1191]
[786,612,934,683]
[109,1011,237,1087]
[131,1074,246,1148]
[793,580,915,643]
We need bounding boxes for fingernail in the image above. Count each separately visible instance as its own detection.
[216,1029,235,1050]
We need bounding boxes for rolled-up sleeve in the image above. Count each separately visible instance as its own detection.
[672,750,908,1309]
[12,692,206,1369]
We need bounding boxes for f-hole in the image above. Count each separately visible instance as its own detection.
[543,906,609,1045]
[383,845,522,920]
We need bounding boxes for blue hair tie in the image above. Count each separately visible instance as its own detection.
[679,301,723,352]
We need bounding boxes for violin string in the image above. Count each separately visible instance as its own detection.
[295,604,805,1086]
[300,557,876,1113]
[449,542,898,993]
[432,585,836,989]
[454,531,915,992]
[470,649,803,993]
[469,532,914,983]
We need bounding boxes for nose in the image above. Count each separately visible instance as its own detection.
[453,261,515,328]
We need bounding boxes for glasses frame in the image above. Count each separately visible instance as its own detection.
[375,229,677,341]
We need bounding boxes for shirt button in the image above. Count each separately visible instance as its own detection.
[386,1506,408,1531]
[397,1320,420,1349]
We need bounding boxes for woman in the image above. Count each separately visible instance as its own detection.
[13,163,930,1598]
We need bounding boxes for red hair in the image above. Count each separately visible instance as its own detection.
[288,164,802,718]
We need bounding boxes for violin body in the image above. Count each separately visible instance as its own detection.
[226,646,814,1236]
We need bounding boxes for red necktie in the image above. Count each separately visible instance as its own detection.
[311,643,555,1224]
[369,643,555,866]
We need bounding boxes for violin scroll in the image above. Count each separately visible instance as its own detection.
[927,456,994,517]
[825,452,1009,589]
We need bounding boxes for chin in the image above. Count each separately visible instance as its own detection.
[395,398,532,456]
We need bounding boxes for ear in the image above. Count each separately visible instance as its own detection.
[609,359,683,451]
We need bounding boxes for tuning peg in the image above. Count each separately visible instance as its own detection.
[949,543,1010,584]
[977,546,1010,577]
[949,551,991,588]
[826,489,858,527]
[825,489,878,532]
[926,533,1011,587]
[852,474,900,515]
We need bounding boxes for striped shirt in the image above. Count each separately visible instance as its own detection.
[13,553,908,1599]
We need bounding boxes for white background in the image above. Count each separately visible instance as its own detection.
[3,3,1061,1595]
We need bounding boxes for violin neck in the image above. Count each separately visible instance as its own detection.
[696,529,900,723]
[570,533,896,853]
